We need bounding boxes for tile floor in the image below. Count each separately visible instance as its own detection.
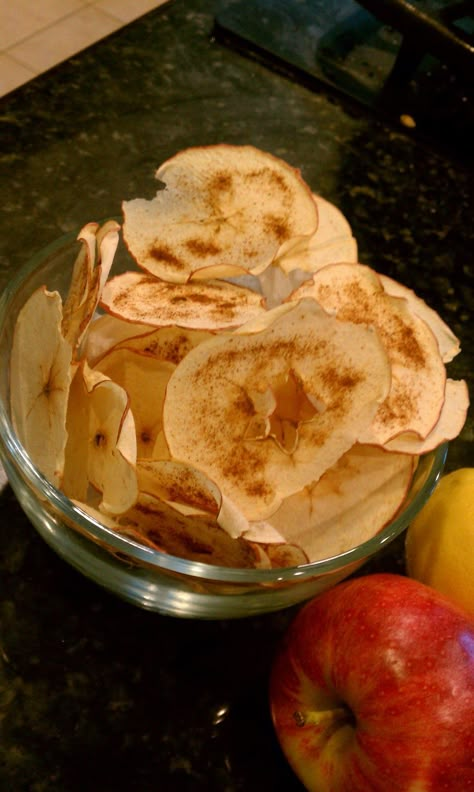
[0,0,170,98]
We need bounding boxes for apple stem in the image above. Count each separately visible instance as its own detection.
[293,707,351,728]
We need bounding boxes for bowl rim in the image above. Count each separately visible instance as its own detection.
[0,230,449,585]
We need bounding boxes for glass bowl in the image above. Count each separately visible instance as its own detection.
[0,231,447,619]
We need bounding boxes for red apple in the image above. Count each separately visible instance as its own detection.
[270,573,474,792]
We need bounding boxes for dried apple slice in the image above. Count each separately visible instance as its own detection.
[113,492,260,568]
[83,314,156,366]
[383,379,469,454]
[94,346,175,458]
[10,286,73,487]
[122,144,318,283]
[290,263,447,445]
[249,444,415,562]
[100,271,267,331]
[163,298,391,520]
[112,325,213,365]
[63,361,138,514]
[258,194,357,306]
[273,193,357,274]
[136,459,249,538]
[62,220,120,353]
[379,273,461,363]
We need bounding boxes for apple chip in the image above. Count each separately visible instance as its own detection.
[290,263,447,445]
[83,314,156,366]
[249,444,415,562]
[273,193,357,274]
[163,298,391,520]
[122,144,318,283]
[136,459,249,538]
[383,379,469,454]
[62,361,138,514]
[62,220,120,353]
[257,194,357,307]
[379,273,461,363]
[111,492,261,568]
[112,325,213,365]
[94,346,175,458]
[10,286,73,487]
[100,271,267,330]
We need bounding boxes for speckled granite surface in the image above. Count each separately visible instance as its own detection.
[0,1,472,789]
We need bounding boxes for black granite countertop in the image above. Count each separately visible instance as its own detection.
[0,1,472,790]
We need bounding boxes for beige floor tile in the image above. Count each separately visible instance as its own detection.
[0,52,36,96]
[93,0,170,24]
[0,0,84,50]
[8,6,123,74]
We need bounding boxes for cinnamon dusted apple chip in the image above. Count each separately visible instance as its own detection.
[249,444,416,562]
[379,274,461,363]
[100,271,267,330]
[136,459,249,538]
[258,194,357,307]
[383,379,469,454]
[63,361,138,515]
[122,144,317,283]
[94,347,175,459]
[290,263,447,445]
[163,298,391,520]
[111,325,213,365]
[10,286,73,487]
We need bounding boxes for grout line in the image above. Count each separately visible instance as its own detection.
[2,6,124,59]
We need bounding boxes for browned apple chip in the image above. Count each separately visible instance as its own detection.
[163,298,391,520]
[122,144,318,283]
[10,286,73,487]
[136,459,249,538]
[112,492,260,568]
[94,347,175,459]
[290,263,447,445]
[248,444,415,562]
[63,361,138,514]
[100,270,267,330]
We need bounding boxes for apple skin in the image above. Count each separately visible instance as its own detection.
[269,573,474,792]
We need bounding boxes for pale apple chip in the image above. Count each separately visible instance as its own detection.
[136,459,249,538]
[111,491,260,568]
[257,194,357,307]
[94,346,175,458]
[249,444,416,562]
[62,220,120,353]
[83,314,156,366]
[112,325,214,366]
[62,361,138,514]
[273,193,357,274]
[122,144,318,283]
[10,286,73,487]
[379,273,461,363]
[383,379,469,454]
[290,263,447,445]
[100,270,267,331]
[163,298,391,520]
